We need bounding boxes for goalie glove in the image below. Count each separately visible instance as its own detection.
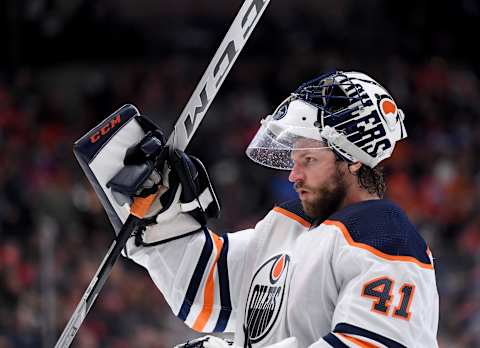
[107,129,168,202]
[133,150,220,247]
[108,130,220,248]
[174,336,233,348]
[174,336,297,348]
[163,148,220,227]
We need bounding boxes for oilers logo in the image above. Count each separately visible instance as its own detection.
[377,94,400,132]
[244,254,290,344]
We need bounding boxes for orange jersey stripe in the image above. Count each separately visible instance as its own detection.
[324,220,433,270]
[192,233,224,331]
[338,333,380,348]
[273,206,311,228]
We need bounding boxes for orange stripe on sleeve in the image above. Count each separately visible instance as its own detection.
[324,220,433,270]
[337,333,380,348]
[273,207,311,228]
[192,233,224,331]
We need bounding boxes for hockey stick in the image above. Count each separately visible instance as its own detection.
[54,0,270,347]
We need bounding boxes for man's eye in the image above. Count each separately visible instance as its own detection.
[304,157,316,164]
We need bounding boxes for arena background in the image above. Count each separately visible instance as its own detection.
[1,0,479,347]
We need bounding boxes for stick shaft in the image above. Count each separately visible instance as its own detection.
[168,0,271,151]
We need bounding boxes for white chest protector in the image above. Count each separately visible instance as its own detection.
[127,199,439,348]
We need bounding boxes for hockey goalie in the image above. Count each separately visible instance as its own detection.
[100,71,439,347]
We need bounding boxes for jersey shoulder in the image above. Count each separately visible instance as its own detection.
[327,199,431,266]
[274,199,314,227]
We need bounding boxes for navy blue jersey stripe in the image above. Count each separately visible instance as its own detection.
[177,227,213,321]
[333,322,406,348]
[277,199,314,225]
[323,333,349,347]
[328,199,431,266]
[213,234,232,332]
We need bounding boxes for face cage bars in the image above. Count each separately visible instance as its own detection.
[293,70,370,127]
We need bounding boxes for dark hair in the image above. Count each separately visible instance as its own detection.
[355,164,386,197]
[334,152,387,197]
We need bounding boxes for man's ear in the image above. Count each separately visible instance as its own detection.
[348,161,362,175]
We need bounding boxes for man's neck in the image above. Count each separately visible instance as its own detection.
[340,189,380,210]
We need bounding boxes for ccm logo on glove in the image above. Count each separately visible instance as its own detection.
[90,115,121,143]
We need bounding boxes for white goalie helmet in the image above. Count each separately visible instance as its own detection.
[246,70,407,170]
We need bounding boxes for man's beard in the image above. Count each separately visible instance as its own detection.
[295,165,347,223]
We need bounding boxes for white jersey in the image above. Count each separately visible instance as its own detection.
[126,199,439,347]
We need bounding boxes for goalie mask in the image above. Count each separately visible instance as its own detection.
[246,70,407,170]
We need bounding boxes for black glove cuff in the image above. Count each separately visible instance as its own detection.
[168,149,220,225]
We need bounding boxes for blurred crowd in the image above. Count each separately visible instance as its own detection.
[1,0,480,347]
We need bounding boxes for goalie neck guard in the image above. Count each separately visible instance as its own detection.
[246,70,407,170]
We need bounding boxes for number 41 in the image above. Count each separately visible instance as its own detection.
[361,277,415,320]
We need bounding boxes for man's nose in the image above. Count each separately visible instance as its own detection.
[288,164,304,183]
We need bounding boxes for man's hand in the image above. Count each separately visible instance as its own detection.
[174,336,298,348]
[174,335,233,348]
[107,128,220,250]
